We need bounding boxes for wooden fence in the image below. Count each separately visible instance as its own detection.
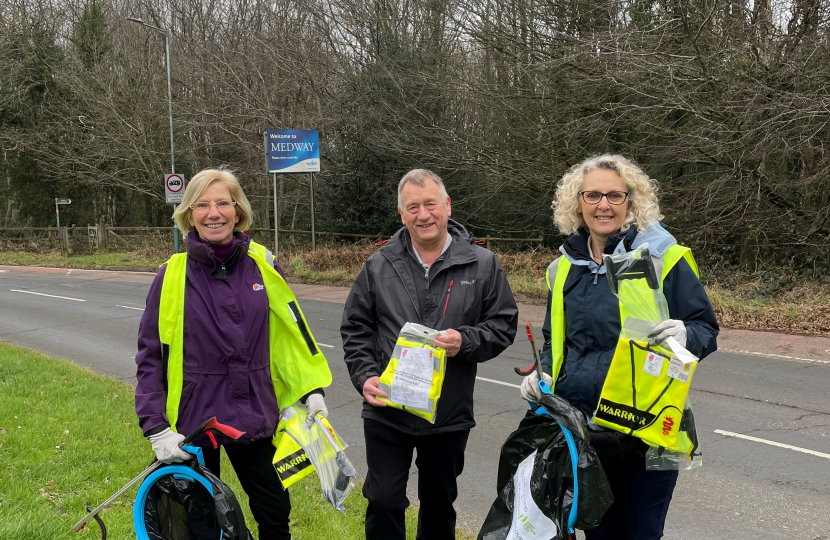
[0,226,543,256]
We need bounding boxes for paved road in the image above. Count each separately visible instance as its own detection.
[2,265,830,539]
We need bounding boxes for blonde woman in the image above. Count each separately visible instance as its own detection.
[135,169,331,540]
[520,155,718,539]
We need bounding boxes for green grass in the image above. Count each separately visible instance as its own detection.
[0,342,474,540]
[0,251,165,271]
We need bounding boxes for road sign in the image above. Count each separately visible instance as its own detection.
[165,173,185,204]
[265,129,320,173]
[55,198,71,205]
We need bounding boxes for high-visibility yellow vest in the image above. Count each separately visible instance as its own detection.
[545,243,699,449]
[377,337,447,424]
[272,404,347,488]
[158,241,332,434]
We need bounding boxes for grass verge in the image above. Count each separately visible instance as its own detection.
[0,342,474,540]
[3,243,829,336]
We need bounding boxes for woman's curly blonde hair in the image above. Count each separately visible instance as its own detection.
[552,154,663,235]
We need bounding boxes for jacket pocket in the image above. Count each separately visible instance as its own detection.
[178,377,197,421]
[288,301,319,356]
[441,276,481,316]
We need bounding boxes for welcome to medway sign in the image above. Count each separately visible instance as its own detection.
[266,129,320,173]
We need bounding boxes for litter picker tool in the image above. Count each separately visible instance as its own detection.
[72,417,244,535]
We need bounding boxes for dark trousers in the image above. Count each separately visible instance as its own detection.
[584,447,678,540]
[363,418,470,540]
[202,438,291,540]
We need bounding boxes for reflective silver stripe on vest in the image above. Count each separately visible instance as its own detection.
[547,258,561,291]
[265,248,275,269]
[652,255,664,285]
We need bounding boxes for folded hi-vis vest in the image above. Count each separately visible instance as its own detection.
[157,240,332,447]
[377,336,447,424]
[272,405,346,489]
[546,243,699,450]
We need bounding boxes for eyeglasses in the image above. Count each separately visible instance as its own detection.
[579,191,629,205]
[190,200,237,213]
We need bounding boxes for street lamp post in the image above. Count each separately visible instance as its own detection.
[127,17,180,253]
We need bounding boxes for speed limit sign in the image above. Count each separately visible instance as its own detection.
[165,174,186,204]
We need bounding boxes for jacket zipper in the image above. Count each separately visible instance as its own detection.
[442,279,454,316]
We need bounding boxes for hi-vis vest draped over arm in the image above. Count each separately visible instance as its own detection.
[157,240,332,432]
[544,244,698,393]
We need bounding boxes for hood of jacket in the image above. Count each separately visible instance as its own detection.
[559,222,677,275]
[381,218,478,266]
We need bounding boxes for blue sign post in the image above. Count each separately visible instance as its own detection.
[264,130,321,255]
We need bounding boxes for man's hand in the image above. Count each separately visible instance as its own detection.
[433,328,463,357]
[363,376,388,407]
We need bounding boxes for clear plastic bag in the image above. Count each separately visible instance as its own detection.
[279,405,357,513]
[594,244,702,467]
[645,398,703,471]
[377,322,447,423]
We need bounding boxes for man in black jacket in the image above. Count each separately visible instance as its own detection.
[341,169,519,540]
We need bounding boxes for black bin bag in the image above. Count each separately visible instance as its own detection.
[142,459,253,540]
[478,393,613,540]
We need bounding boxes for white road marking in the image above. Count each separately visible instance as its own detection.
[719,348,830,365]
[117,305,145,311]
[476,376,520,389]
[714,429,830,460]
[66,270,72,276]
[9,289,85,302]
[318,343,335,349]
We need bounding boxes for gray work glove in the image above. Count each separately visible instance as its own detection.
[305,393,328,427]
[148,427,192,463]
[520,372,553,403]
[649,319,687,348]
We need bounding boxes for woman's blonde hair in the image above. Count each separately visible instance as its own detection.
[172,168,254,233]
[552,154,663,235]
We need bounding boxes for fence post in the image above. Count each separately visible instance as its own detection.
[486,234,491,250]
[60,227,69,257]
[98,223,108,251]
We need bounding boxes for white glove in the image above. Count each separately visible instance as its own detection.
[305,393,328,427]
[520,372,553,403]
[148,428,192,463]
[649,319,687,348]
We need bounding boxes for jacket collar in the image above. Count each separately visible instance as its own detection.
[381,218,478,267]
[186,230,250,276]
[558,222,677,274]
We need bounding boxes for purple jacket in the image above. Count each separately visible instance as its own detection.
[135,231,287,445]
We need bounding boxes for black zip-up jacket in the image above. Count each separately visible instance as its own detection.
[340,220,519,434]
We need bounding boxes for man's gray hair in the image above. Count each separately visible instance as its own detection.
[397,169,449,210]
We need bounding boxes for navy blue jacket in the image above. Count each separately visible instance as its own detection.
[540,225,719,418]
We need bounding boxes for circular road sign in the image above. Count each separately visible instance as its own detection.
[166,174,184,193]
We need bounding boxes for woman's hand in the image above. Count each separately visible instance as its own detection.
[305,394,329,426]
[520,372,553,403]
[148,428,192,463]
[648,320,687,348]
